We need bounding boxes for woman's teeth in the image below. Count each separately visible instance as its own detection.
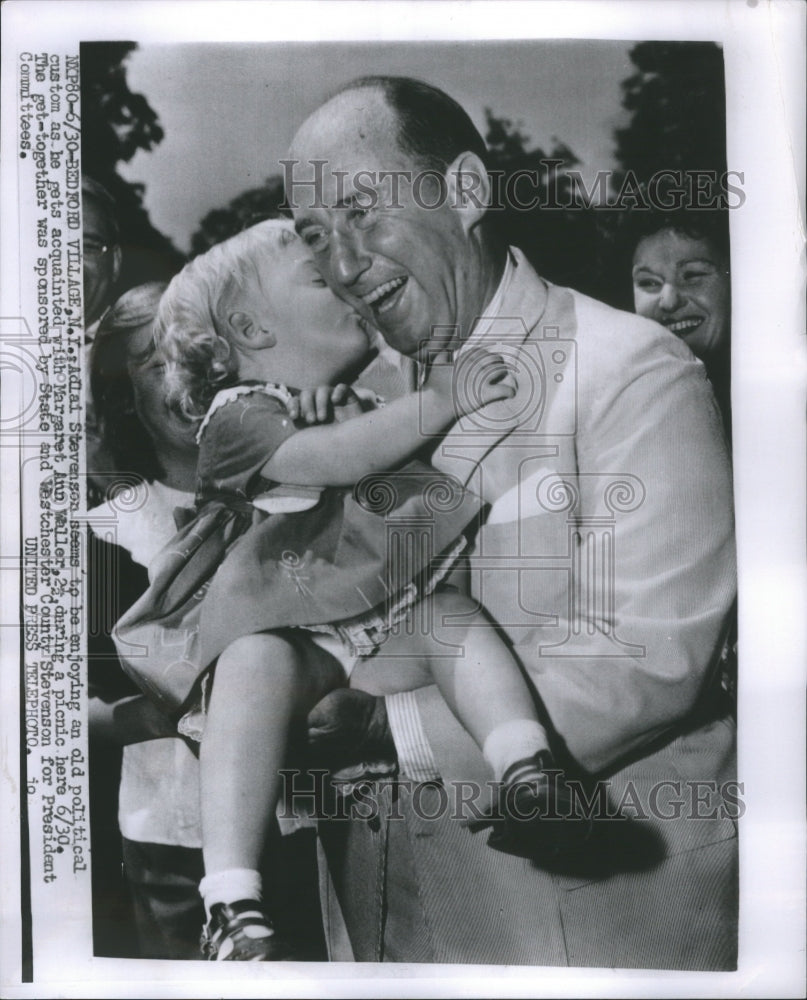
[668,317,703,334]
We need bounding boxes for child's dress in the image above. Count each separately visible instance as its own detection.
[113,382,483,720]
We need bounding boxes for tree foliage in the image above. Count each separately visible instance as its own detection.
[591,42,730,310]
[80,42,185,291]
[614,41,727,183]
[189,176,289,257]
[484,109,604,297]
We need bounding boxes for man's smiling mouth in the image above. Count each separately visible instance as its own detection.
[361,276,408,315]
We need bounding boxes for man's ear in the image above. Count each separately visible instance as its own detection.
[228,311,277,348]
[445,151,491,235]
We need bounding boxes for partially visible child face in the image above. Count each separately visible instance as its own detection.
[126,321,199,455]
[230,221,372,386]
[632,228,730,362]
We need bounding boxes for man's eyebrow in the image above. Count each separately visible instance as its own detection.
[294,190,374,232]
[678,257,718,267]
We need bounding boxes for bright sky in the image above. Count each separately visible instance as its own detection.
[120,40,634,253]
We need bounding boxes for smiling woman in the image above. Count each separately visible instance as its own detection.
[632,226,730,361]
[624,208,732,433]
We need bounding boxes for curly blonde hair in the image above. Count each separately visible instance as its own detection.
[154,219,291,420]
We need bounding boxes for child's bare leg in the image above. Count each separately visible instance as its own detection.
[361,590,591,857]
[424,592,541,749]
[198,631,341,957]
[201,631,340,875]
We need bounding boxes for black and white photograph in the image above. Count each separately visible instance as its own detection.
[1,2,804,997]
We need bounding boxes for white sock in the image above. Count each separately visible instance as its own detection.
[199,867,264,920]
[482,719,550,782]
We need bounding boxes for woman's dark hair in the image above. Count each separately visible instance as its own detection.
[621,207,729,261]
[595,205,730,311]
[332,75,489,172]
[90,282,167,484]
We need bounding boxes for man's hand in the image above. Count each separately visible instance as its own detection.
[306,688,396,771]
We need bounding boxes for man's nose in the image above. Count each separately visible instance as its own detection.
[658,281,684,312]
[329,230,370,289]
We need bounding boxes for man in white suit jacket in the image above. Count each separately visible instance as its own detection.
[290,75,737,969]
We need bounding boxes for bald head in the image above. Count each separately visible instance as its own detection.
[291,76,488,177]
[289,86,400,189]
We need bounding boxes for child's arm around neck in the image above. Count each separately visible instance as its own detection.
[262,347,514,488]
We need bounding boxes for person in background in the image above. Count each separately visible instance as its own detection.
[82,176,125,503]
[627,209,737,704]
[86,282,200,958]
[628,209,732,434]
[82,176,123,338]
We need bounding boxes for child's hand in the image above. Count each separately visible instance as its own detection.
[330,383,365,423]
[426,346,517,419]
[286,385,363,424]
[287,386,335,424]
